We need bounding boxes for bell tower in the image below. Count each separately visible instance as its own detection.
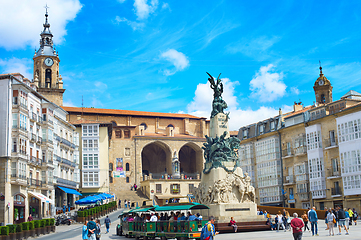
[313,65,332,104]
[33,6,65,106]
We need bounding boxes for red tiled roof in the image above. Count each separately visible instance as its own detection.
[69,119,112,125]
[62,106,206,120]
[284,106,313,119]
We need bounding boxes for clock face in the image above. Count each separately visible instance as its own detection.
[44,57,54,67]
[319,80,324,86]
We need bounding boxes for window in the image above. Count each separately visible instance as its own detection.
[189,184,194,193]
[115,129,122,138]
[82,172,99,187]
[83,139,98,151]
[125,148,130,156]
[243,129,248,139]
[140,123,148,130]
[19,114,27,130]
[83,154,99,169]
[259,124,264,134]
[83,125,98,137]
[270,121,275,130]
[12,114,18,128]
[124,129,130,138]
[12,138,17,152]
[126,163,130,171]
[171,184,180,194]
[156,184,162,193]
[126,177,129,183]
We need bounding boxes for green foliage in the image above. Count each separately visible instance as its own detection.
[21,222,29,231]
[0,226,9,236]
[33,220,40,228]
[8,224,16,234]
[28,221,34,230]
[39,219,46,228]
[16,224,22,233]
[45,219,50,226]
[49,218,55,226]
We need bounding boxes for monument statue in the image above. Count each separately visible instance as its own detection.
[191,72,262,223]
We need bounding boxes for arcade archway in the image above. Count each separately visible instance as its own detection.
[179,143,203,177]
[141,141,172,178]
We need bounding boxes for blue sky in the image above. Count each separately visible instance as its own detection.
[1,0,361,130]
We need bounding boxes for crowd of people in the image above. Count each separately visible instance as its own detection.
[122,211,203,222]
[259,206,359,240]
[82,215,111,240]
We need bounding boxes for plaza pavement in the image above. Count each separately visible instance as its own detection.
[31,209,361,240]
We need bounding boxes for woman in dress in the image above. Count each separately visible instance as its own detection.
[301,211,310,232]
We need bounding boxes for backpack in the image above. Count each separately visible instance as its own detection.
[200,223,212,240]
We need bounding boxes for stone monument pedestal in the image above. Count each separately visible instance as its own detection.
[210,113,229,138]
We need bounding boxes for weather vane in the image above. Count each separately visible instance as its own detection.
[44,4,49,14]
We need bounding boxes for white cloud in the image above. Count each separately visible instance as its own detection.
[0,57,32,78]
[63,99,75,107]
[133,0,158,20]
[250,64,286,102]
[160,49,189,76]
[114,16,144,30]
[0,0,82,50]
[290,87,300,95]
[161,2,170,11]
[94,81,108,92]
[117,0,127,3]
[186,75,290,130]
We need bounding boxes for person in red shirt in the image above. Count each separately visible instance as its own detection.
[291,213,304,240]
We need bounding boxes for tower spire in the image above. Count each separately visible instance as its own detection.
[34,5,55,57]
[319,60,323,76]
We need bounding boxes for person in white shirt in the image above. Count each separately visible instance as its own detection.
[150,213,158,222]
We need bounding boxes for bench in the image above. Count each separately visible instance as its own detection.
[215,221,271,233]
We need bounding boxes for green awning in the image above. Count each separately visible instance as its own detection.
[129,207,156,213]
[154,203,209,211]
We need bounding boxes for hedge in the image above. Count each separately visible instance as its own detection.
[49,218,55,226]
[45,219,50,227]
[39,219,45,228]
[33,220,40,228]
[0,226,9,236]
[28,221,34,230]
[21,222,29,231]
[8,225,16,234]
[16,224,22,233]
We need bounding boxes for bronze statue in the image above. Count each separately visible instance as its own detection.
[207,72,228,118]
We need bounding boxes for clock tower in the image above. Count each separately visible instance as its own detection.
[313,66,332,104]
[33,8,65,106]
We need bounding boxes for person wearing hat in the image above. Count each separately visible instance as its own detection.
[150,213,158,222]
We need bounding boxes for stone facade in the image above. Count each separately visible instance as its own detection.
[63,107,209,200]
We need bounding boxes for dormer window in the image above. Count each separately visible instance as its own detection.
[270,121,275,131]
[259,124,264,134]
[243,129,248,139]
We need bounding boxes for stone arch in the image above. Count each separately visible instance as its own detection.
[179,142,203,176]
[141,141,172,178]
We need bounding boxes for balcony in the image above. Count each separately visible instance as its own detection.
[310,110,326,121]
[294,146,307,155]
[28,178,43,187]
[61,158,76,168]
[324,138,338,149]
[282,149,293,158]
[30,133,36,142]
[331,187,342,197]
[327,169,341,179]
[284,175,295,185]
[298,192,310,201]
[29,156,41,166]
[30,112,37,122]
[56,177,77,188]
[311,189,326,199]
[41,138,53,145]
[37,136,42,145]
[60,137,75,149]
[37,115,43,124]
[41,158,54,167]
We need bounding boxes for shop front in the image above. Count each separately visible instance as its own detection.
[28,191,54,219]
[13,194,25,224]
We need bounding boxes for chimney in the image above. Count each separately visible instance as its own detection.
[293,101,303,112]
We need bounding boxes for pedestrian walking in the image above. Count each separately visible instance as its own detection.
[348,208,353,226]
[82,220,89,240]
[200,216,219,240]
[309,207,318,236]
[301,211,310,232]
[276,211,286,232]
[324,207,329,230]
[352,208,358,225]
[118,199,121,208]
[326,209,336,236]
[95,219,101,240]
[87,217,97,240]
[104,215,111,233]
[124,199,127,208]
[128,200,131,209]
[337,208,349,235]
[344,208,350,230]
[291,213,304,240]
[285,211,291,231]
